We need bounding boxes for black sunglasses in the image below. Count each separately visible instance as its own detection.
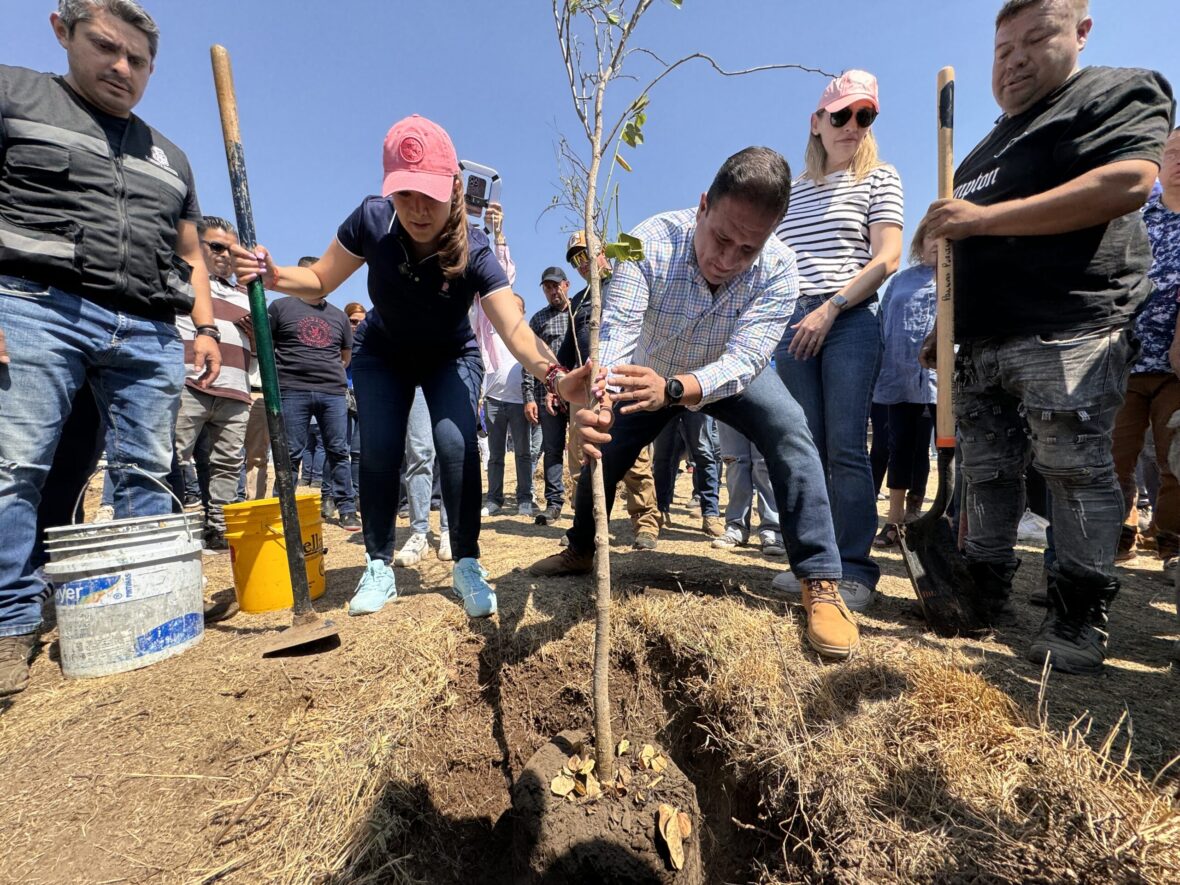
[826,107,878,129]
[203,241,231,255]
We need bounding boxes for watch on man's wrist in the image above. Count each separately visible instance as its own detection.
[829,294,849,312]
[664,376,685,405]
[195,324,221,342]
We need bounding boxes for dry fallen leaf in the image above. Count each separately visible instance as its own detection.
[617,765,632,786]
[616,739,631,756]
[640,744,656,768]
[584,771,602,798]
[648,775,664,789]
[579,758,596,776]
[550,774,576,798]
[677,811,692,838]
[657,803,685,870]
[651,754,668,773]
[573,778,587,796]
[567,754,582,772]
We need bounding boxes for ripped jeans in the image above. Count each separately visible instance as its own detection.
[955,327,1134,592]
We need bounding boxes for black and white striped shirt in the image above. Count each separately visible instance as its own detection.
[775,165,904,304]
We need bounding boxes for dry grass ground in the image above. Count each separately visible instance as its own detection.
[1,471,1177,883]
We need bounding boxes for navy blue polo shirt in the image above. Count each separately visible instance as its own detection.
[336,196,510,360]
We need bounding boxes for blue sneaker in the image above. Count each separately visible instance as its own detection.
[452,558,497,618]
[348,555,397,615]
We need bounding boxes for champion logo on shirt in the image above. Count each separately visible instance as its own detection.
[954,168,999,200]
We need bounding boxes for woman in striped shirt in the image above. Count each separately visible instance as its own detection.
[772,70,904,611]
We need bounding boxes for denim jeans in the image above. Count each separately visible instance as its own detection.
[717,420,780,540]
[348,410,361,498]
[0,274,183,637]
[485,397,535,508]
[538,407,568,506]
[955,327,1134,594]
[566,368,840,580]
[652,412,721,515]
[353,341,482,563]
[280,391,355,515]
[300,418,325,485]
[776,302,882,588]
[885,402,934,493]
[404,387,449,537]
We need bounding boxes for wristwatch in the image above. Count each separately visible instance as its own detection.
[829,294,849,312]
[664,376,685,406]
[195,324,221,342]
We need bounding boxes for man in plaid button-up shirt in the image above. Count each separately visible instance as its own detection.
[530,147,859,661]
[525,267,575,521]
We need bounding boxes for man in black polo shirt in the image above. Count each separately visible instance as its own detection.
[269,257,358,531]
[919,0,1173,674]
[0,0,222,697]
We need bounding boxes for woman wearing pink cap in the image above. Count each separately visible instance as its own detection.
[234,115,587,620]
[771,70,904,610]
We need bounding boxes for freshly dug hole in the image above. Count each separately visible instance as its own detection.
[511,729,703,884]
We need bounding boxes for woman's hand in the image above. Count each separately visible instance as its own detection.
[231,243,278,288]
[919,324,937,369]
[787,301,838,360]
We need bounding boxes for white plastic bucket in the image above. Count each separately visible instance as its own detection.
[43,467,205,679]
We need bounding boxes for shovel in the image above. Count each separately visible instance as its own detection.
[898,67,988,638]
[211,46,339,656]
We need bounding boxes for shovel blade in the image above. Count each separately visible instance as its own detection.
[259,611,340,657]
[899,512,987,637]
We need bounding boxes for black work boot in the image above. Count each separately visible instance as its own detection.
[967,560,1020,627]
[1026,573,1116,676]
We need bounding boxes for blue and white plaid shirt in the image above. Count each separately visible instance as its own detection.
[599,208,799,408]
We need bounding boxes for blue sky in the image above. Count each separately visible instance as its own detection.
[3,0,1176,316]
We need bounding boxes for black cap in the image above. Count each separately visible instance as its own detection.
[541,266,568,284]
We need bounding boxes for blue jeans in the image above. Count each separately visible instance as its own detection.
[718,420,780,539]
[404,387,449,537]
[300,418,324,485]
[538,407,568,506]
[776,303,882,587]
[280,391,355,515]
[956,328,1133,595]
[353,337,483,563]
[485,397,535,507]
[0,275,184,637]
[652,412,721,515]
[566,368,840,580]
[348,410,361,496]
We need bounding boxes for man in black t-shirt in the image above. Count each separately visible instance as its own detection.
[269,258,358,530]
[919,0,1174,675]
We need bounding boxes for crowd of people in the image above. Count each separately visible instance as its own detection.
[0,0,1176,699]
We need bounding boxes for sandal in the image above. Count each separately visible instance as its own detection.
[873,523,900,548]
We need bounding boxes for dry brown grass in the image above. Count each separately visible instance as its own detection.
[618,593,1180,883]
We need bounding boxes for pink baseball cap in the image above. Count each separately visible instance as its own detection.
[817,70,880,113]
[381,114,459,203]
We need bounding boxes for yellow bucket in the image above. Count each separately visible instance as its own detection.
[223,494,327,613]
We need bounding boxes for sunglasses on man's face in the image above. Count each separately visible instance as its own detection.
[570,251,590,270]
[826,107,878,129]
[203,241,231,255]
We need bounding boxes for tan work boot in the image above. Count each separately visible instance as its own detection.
[529,546,594,577]
[0,632,37,697]
[701,516,725,538]
[801,579,860,659]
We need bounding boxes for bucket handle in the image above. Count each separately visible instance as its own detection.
[71,461,194,541]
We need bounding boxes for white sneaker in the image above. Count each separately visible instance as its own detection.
[1017,509,1049,545]
[711,527,744,550]
[394,532,429,567]
[517,501,535,518]
[760,534,786,557]
[772,571,801,595]
[437,532,452,562]
[481,502,501,517]
[838,579,875,612]
[94,504,115,523]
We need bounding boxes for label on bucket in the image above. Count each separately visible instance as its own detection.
[56,563,182,607]
[135,612,202,656]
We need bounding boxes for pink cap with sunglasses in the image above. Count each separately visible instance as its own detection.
[817,70,880,113]
[382,114,459,203]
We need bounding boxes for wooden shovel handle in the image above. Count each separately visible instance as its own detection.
[935,67,955,448]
